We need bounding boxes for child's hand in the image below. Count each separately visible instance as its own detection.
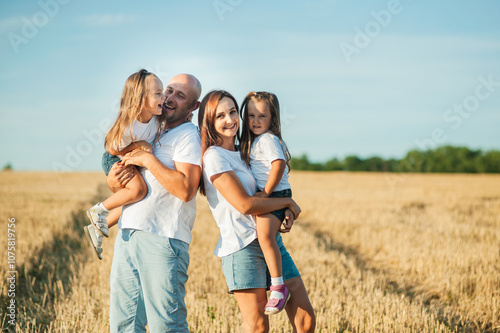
[135,141,153,153]
[254,191,269,198]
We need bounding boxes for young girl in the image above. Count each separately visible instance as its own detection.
[240,91,293,315]
[84,69,166,260]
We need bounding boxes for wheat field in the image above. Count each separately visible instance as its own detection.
[1,171,499,332]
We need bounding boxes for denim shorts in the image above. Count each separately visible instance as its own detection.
[221,233,300,293]
[267,188,292,222]
[102,151,121,176]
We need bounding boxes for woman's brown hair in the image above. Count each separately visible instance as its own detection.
[197,90,240,196]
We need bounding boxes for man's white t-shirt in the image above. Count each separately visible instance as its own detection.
[116,116,160,152]
[250,132,290,192]
[119,122,201,244]
[203,146,257,257]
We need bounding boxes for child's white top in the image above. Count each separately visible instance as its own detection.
[119,122,201,244]
[116,116,160,152]
[250,132,290,192]
[203,146,257,257]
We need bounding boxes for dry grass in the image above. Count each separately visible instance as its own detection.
[1,171,499,332]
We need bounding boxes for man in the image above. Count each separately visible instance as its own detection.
[105,74,202,332]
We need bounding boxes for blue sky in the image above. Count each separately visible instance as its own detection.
[1,0,499,171]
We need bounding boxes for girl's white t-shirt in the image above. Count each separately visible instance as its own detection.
[116,116,160,152]
[250,132,290,192]
[203,146,257,257]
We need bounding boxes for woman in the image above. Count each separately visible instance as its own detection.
[198,90,316,333]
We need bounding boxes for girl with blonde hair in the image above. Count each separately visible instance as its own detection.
[85,69,166,259]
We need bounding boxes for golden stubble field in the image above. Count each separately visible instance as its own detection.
[1,171,499,332]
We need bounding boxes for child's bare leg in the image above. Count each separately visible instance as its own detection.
[257,213,291,315]
[256,213,283,278]
[107,208,121,228]
[101,171,147,210]
[88,168,146,238]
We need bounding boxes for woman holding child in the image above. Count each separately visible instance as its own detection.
[198,90,315,333]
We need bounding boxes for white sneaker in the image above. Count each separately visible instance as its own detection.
[84,224,103,260]
[87,204,109,238]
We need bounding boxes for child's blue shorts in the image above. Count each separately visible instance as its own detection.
[101,152,121,176]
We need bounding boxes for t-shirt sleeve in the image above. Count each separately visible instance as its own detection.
[203,148,233,180]
[117,134,132,152]
[261,134,286,163]
[173,129,202,166]
[115,124,135,152]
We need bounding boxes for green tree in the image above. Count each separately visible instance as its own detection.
[344,155,363,171]
[324,158,344,171]
[478,150,500,173]
[2,163,13,171]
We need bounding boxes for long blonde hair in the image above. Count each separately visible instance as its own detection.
[197,90,240,196]
[239,91,291,169]
[105,69,164,154]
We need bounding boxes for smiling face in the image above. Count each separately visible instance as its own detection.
[140,76,165,123]
[162,74,201,128]
[247,98,271,136]
[214,97,239,147]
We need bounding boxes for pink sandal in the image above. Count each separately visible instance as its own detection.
[264,284,291,315]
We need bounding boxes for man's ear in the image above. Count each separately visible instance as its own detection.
[191,101,201,111]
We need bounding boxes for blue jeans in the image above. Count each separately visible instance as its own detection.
[110,229,190,333]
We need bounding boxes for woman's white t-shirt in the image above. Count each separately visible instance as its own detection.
[203,146,257,257]
[115,116,160,152]
[250,132,290,192]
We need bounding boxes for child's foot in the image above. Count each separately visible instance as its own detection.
[87,203,109,238]
[84,224,103,260]
[264,284,290,315]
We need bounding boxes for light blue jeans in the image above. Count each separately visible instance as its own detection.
[110,229,190,333]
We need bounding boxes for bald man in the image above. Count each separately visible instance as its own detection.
[105,74,202,332]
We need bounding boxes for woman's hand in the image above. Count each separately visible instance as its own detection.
[279,209,295,233]
[287,199,301,219]
[254,191,269,198]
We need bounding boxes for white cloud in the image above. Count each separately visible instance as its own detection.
[77,13,138,27]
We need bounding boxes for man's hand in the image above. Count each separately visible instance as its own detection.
[107,162,136,192]
[279,209,295,233]
[121,149,155,168]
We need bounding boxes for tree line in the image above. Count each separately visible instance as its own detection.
[290,145,500,173]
